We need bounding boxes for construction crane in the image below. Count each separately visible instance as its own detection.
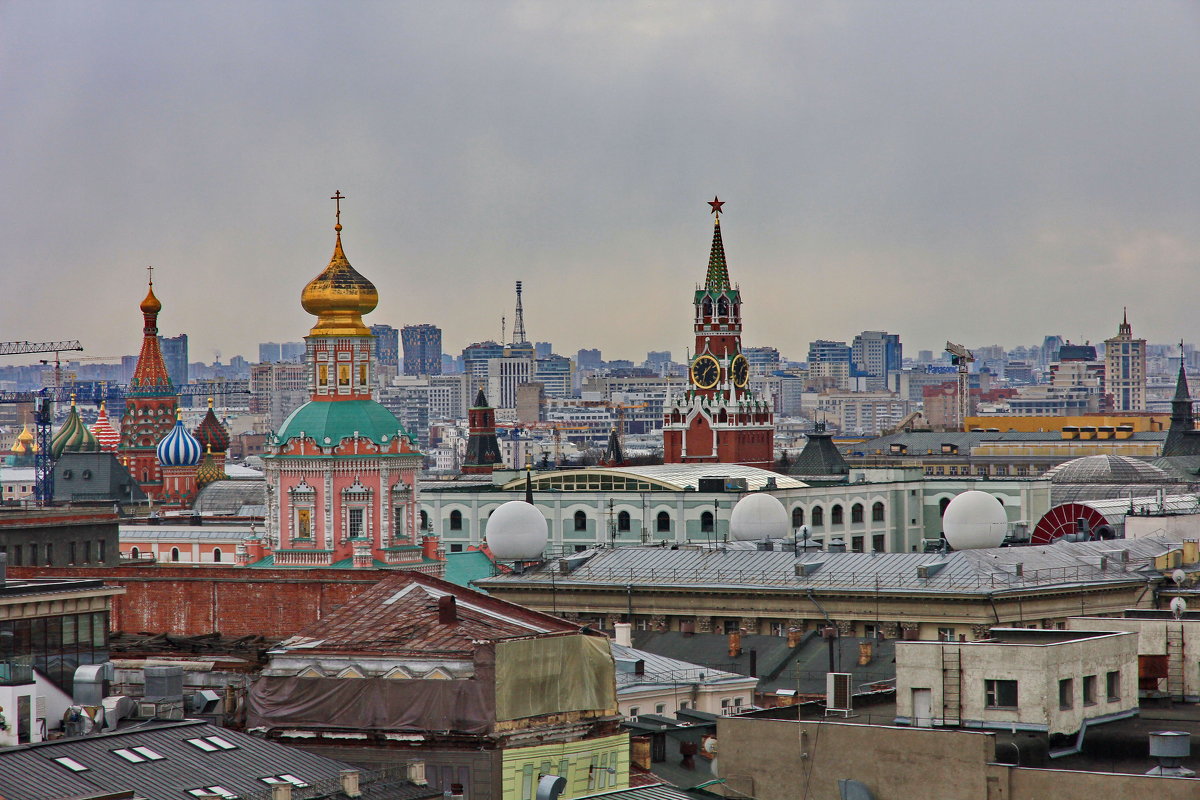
[945,341,976,432]
[0,341,82,506]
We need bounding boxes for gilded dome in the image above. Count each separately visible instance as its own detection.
[12,424,35,454]
[300,221,377,337]
[140,280,162,314]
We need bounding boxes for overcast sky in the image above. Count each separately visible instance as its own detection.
[3,2,1198,365]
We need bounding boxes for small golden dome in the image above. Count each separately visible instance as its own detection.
[141,278,162,314]
[301,222,378,338]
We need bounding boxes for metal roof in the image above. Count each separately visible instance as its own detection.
[0,720,369,800]
[478,536,1180,596]
[276,570,580,657]
[119,524,254,541]
[610,642,752,691]
[500,464,806,492]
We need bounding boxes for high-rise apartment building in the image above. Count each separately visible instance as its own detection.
[249,362,309,431]
[400,323,441,375]
[535,341,553,358]
[159,333,189,388]
[486,356,534,409]
[743,346,781,375]
[576,348,603,369]
[259,342,282,363]
[462,341,505,379]
[371,324,401,370]
[534,354,574,398]
[808,340,852,366]
[852,331,902,390]
[1103,311,1147,412]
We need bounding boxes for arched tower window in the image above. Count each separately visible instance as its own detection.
[170,547,180,562]
[212,548,222,563]
[574,510,588,531]
[702,298,713,317]
[420,510,429,530]
[656,511,671,533]
[701,511,714,533]
[717,296,729,316]
[130,546,139,559]
[617,510,631,532]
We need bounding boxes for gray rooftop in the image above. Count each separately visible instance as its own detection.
[478,536,1182,596]
[0,720,426,800]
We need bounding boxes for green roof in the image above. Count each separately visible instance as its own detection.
[274,399,414,448]
[444,550,497,588]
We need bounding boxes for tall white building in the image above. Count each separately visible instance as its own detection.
[1103,310,1147,412]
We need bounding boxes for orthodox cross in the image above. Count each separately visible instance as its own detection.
[331,190,346,228]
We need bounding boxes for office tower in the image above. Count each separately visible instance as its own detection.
[535,341,553,358]
[1103,310,1147,411]
[259,342,283,363]
[371,324,401,370]
[852,331,902,390]
[576,349,603,369]
[159,333,189,388]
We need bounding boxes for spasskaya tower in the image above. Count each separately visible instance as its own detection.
[662,198,774,468]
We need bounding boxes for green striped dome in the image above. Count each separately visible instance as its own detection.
[274,399,414,449]
[51,403,99,459]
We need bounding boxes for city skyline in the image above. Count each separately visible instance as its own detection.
[3,3,1198,363]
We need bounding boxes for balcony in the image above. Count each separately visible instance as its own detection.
[273,549,335,566]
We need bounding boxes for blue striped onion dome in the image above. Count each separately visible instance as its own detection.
[157,413,202,467]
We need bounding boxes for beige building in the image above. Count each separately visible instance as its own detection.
[1104,312,1147,412]
[895,628,1138,737]
[1068,611,1200,702]
[717,716,1200,800]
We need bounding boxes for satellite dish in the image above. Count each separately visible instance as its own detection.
[1171,597,1188,620]
[1173,569,1187,587]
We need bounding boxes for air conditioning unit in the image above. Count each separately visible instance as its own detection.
[825,672,853,717]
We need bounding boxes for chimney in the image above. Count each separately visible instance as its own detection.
[422,534,441,560]
[340,769,362,798]
[728,631,742,658]
[438,595,457,625]
[749,649,758,677]
[407,760,427,786]
[271,785,293,800]
[614,622,633,647]
[787,628,803,648]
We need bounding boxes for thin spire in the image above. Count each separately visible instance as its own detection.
[704,198,731,292]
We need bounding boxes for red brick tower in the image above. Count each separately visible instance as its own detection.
[119,271,179,497]
[662,198,774,468]
[462,387,502,474]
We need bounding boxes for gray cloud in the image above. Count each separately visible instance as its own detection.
[2,1,1197,364]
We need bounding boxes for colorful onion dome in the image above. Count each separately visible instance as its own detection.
[140,278,162,314]
[50,398,100,459]
[300,196,377,337]
[196,444,227,487]
[157,410,202,467]
[193,398,230,453]
[90,401,120,453]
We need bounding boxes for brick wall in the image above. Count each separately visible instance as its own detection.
[7,565,388,638]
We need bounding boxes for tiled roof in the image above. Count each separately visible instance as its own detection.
[276,571,580,656]
[478,536,1180,596]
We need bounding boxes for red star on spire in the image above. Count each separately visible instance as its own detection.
[708,196,724,216]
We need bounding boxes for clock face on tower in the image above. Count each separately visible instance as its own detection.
[691,354,720,389]
[731,354,750,388]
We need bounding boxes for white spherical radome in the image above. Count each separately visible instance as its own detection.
[729,493,790,541]
[942,490,1008,550]
[485,500,548,560]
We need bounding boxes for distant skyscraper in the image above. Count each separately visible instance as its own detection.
[576,348,603,369]
[280,342,306,362]
[462,341,505,379]
[851,331,902,390]
[159,333,189,388]
[371,324,401,370]
[400,324,441,375]
[1103,310,1147,411]
[1041,335,1064,367]
[645,350,672,367]
[535,341,553,358]
[258,342,282,363]
[807,340,852,366]
[743,346,781,375]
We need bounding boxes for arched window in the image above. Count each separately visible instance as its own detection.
[212,548,222,563]
[717,296,729,316]
[449,510,463,531]
[831,504,844,525]
[420,510,429,530]
[872,502,885,522]
[939,497,952,517]
[170,547,180,562]
[792,507,804,528]
[656,511,671,533]
[851,503,864,524]
[701,511,714,533]
[812,506,824,527]
[618,510,631,532]
[702,298,713,317]
[130,546,139,559]
[574,510,588,531]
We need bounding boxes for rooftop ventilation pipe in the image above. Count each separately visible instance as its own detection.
[438,595,457,625]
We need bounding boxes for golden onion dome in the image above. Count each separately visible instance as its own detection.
[301,212,378,337]
[140,278,162,314]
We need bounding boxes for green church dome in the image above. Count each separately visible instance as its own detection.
[273,399,414,449]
